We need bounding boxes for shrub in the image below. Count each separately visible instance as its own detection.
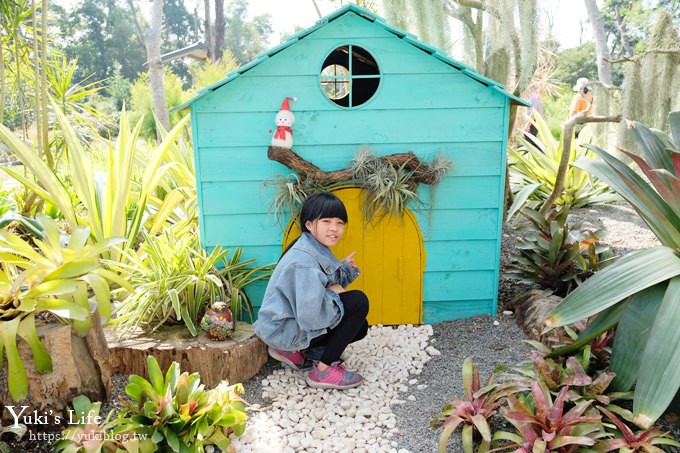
[506,205,614,297]
[110,229,272,336]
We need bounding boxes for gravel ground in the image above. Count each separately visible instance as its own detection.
[5,201,679,452]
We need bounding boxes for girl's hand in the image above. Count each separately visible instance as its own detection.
[329,284,345,294]
[344,251,357,269]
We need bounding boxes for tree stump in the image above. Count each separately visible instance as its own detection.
[0,319,111,431]
[104,322,267,388]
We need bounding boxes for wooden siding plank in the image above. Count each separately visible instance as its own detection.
[199,153,288,181]
[205,244,280,268]
[424,240,498,271]
[201,181,270,215]
[423,300,495,323]
[197,141,503,182]
[308,12,394,39]
[423,270,496,300]
[194,73,503,113]
[412,208,499,241]
[202,213,284,247]
[430,176,501,209]
[195,108,506,148]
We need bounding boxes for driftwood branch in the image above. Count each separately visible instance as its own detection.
[539,113,622,216]
[606,48,680,64]
[268,146,442,185]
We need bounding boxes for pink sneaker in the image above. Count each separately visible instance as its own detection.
[305,361,363,389]
[268,347,305,370]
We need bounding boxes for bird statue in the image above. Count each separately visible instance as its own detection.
[200,301,234,341]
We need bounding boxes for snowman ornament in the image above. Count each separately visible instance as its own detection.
[271,97,296,148]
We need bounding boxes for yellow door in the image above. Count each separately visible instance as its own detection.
[283,186,425,325]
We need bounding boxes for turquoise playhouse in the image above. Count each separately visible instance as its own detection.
[179,4,528,325]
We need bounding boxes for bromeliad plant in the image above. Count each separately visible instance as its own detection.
[545,111,680,428]
[596,405,680,452]
[506,205,614,296]
[53,395,156,453]
[493,381,604,452]
[0,214,127,401]
[430,357,527,453]
[116,355,247,453]
[509,350,627,407]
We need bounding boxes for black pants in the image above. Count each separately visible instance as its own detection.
[307,290,369,365]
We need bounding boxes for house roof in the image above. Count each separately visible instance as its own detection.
[177,4,529,110]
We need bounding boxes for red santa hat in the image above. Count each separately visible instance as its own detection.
[279,97,297,111]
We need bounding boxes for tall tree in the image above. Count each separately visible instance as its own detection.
[127,0,170,140]
[584,0,613,85]
[204,0,213,60]
[214,0,225,61]
[58,0,145,82]
[223,0,272,65]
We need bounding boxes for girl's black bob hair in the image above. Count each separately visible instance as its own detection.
[299,192,348,232]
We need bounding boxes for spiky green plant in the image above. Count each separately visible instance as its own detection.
[0,103,191,263]
[262,173,327,229]
[506,205,614,296]
[0,214,127,401]
[545,112,680,428]
[110,228,272,336]
[53,395,156,453]
[508,113,618,217]
[109,228,229,337]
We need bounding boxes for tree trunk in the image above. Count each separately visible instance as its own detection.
[614,4,634,57]
[40,0,52,168]
[584,0,612,85]
[214,0,225,61]
[146,0,170,140]
[0,43,4,124]
[204,0,213,61]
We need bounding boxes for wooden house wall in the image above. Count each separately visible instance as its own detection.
[190,12,510,323]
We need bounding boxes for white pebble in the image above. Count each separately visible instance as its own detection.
[234,325,435,452]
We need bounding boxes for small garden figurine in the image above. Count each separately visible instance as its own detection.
[271,97,296,148]
[200,301,234,340]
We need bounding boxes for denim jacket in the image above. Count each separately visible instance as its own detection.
[253,232,360,351]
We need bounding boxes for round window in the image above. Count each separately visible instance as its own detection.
[319,45,380,108]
